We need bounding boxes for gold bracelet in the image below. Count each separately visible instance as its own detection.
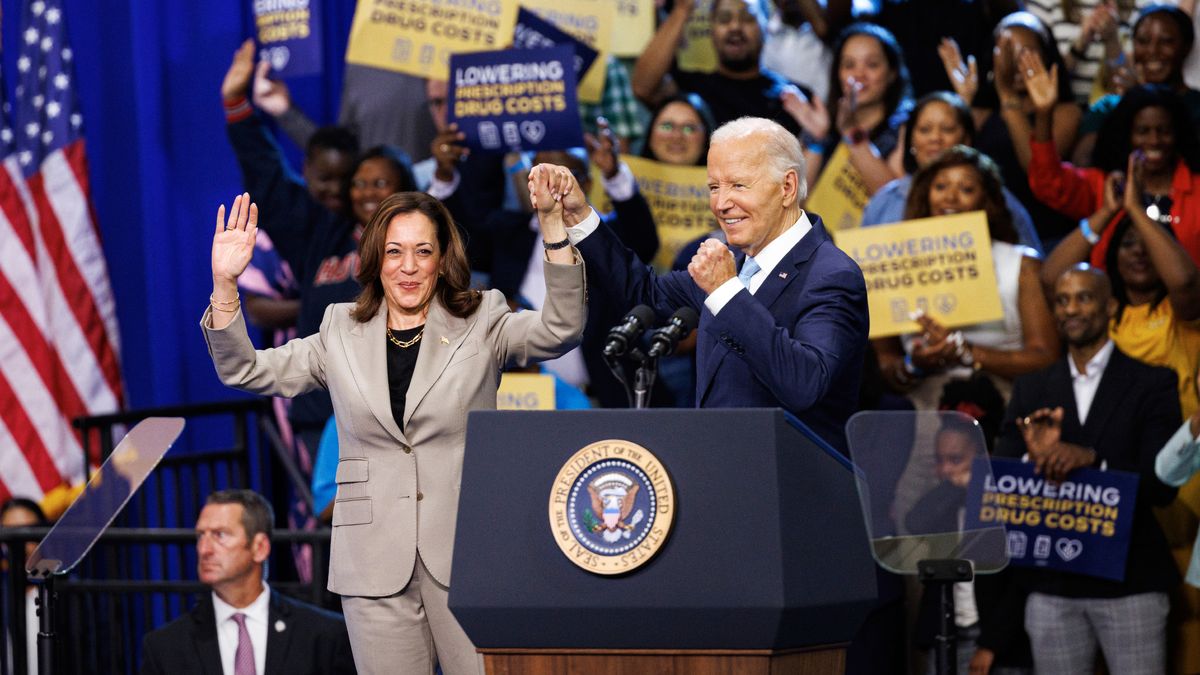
[210,293,240,307]
[210,301,240,313]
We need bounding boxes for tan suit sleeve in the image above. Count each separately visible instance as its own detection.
[491,255,586,368]
[200,304,329,398]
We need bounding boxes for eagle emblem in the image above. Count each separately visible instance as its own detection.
[586,473,644,542]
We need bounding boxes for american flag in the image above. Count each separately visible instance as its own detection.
[0,0,123,504]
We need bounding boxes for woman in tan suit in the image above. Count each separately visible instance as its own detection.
[202,165,586,675]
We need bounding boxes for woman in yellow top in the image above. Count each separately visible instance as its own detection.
[1041,150,1200,418]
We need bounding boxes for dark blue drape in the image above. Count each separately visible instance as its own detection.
[1,0,359,410]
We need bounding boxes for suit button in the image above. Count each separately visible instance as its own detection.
[416,492,424,501]
[402,445,411,454]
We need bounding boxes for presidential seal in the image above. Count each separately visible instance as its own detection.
[548,439,675,575]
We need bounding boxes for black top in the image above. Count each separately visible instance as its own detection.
[672,67,807,135]
[386,325,424,430]
[975,111,1077,244]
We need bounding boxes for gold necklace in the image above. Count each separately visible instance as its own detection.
[387,327,424,348]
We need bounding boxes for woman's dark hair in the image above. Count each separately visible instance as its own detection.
[1133,4,1195,79]
[939,374,1005,452]
[640,92,717,166]
[827,22,914,138]
[0,498,47,526]
[904,145,1018,244]
[982,11,1074,107]
[901,91,976,174]
[342,145,418,222]
[1103,214,1170,324]
[352,192,482,322]
[1091,84,1200,172]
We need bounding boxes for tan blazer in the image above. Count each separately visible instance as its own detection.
[202,259,585,597]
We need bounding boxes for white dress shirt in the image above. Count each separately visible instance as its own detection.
[1069,339,1115,425]
[212,583,270,675]
[703,212,812,315]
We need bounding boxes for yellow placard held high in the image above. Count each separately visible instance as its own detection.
[521,0,615,103]
[677,0,716,73]
[804,144,870,232]
[345,0,519,80]
[831,212,1003,338]
[624,156,714,271]
[497,372,557,409]
[612,0,655,57]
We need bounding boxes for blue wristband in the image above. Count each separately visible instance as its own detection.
[1079,217,1100,245]
[903,353,926,378]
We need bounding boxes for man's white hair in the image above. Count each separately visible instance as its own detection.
[709,117,807,200]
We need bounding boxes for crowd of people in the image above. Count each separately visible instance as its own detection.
[11,1,1200,673]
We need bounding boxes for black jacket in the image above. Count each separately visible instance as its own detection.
[140,589,355,675]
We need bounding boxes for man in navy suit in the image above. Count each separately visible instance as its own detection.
[548,116,868,451]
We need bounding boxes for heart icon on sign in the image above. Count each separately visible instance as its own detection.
[520,121,546,145]
[1055,538,1083,561]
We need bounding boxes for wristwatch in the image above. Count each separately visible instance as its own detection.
[543,238,571,250]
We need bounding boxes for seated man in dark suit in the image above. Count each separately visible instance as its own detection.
[141,490,355,675]
[989,265,1180,675]
[544,115,868,451]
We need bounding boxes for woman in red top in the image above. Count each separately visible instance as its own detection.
[1026,59,1200,267]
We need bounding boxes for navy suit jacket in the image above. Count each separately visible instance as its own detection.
[577,212,868,451]
[140,589,355,675]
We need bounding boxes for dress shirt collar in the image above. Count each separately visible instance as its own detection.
[1068,339,1115,383]
[746,211,812,282]
[212,581,270,626]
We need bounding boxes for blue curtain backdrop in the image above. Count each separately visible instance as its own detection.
[0,0,361,410]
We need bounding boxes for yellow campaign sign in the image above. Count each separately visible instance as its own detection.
[521,0,614,104]
[612,0,655,57]
[497,372,557,409]
[804,143,870,232]
[831,212,1004,338]
[677,0,716,73]
[344,0,518,80]
[624,156,714,271]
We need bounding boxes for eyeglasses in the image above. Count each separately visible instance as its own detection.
[656,121,701,136]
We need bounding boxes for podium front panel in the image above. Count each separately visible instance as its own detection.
[449,409,876,650]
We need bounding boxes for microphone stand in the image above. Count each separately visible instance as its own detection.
[630,347,656,410]
[603,350,636,408]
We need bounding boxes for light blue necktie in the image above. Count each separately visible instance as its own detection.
[737,257,761,289]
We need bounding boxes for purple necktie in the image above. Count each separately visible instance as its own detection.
[231,612,255,675]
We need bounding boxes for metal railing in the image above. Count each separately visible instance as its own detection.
[0,527,334,675]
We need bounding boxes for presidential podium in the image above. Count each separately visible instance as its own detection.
[449,409,877,675]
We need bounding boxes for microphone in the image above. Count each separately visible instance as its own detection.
[647,307,700,359]
[603,304,656,357]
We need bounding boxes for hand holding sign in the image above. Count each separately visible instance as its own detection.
[252,61,293,118]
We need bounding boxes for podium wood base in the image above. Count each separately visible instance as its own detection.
[481,646,846,675]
